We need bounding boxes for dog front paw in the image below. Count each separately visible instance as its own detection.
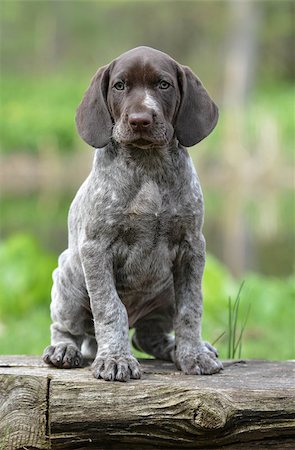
[175,342,223,375]
[92,354,141,382]
[43,344,83,369]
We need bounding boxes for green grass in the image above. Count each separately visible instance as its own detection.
[227,281,250,359]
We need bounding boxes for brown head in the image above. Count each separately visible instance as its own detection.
[76,46,218,149]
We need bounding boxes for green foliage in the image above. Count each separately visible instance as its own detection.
[1,1,293,82]
[0,307,51,355]
[238,274,295,360]
[247,84,295,161]
[0,234,56,317]
[202,261,295,361]
[0,194,71,255]
[0,77,85,153]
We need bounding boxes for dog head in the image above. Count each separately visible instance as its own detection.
[76,46,218,149]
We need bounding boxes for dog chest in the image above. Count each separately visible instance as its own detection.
[122,179,197,241]
[110,178,199,288]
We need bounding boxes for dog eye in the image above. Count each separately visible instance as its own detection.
[113,81,125,91]
[158,80,171,90]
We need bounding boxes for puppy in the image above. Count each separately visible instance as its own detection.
[43,46,223,381]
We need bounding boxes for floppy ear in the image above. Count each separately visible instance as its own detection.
[175,66,219,147]
[76,65,113,148]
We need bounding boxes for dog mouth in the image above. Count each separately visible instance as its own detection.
[127,133,169,149]
[130,137,156,148]
[113,123,170,148]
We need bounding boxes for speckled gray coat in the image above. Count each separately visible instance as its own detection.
[43,47,223,381]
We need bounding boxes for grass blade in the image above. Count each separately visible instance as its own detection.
[232,280,245,358]
[228,296,232,358]
[234,303,251,357]
[212,331,226,347]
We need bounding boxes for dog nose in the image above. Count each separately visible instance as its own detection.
[128,112,152,130]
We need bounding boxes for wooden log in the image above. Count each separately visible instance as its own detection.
[0,356,294,449]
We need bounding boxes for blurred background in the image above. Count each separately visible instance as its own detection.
[0,0,294,360]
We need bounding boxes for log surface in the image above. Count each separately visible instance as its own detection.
[0,356,294,449]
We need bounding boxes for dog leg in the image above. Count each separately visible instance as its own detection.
[132,286,175,361]
[81,241,141,381]
[43,324,84,369]
[173,235,223,375]
[43,250,90,369]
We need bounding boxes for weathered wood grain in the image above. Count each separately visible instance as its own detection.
[0,370,49,450]
[0,356,294,449]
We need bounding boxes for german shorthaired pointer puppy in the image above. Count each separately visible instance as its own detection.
[43,46,223,381]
